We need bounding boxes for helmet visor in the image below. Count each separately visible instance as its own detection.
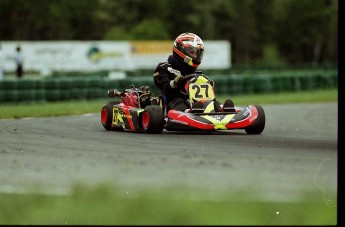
[183,46,204,63]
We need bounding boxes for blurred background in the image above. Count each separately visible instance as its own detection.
[0,0,338,102]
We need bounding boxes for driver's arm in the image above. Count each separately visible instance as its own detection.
[153,64,177,94]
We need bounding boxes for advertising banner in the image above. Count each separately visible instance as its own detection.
[0,40,231,73]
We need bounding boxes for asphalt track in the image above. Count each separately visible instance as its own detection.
[0,102,338,202]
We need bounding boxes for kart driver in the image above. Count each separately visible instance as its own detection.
[153,32,233,112]
[153,32,216,111]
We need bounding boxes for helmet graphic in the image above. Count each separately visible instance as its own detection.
[173,32,204,68]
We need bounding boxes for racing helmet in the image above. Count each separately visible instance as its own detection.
[173,32,204,69]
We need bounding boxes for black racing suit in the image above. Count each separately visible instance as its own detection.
[153,55,198,111]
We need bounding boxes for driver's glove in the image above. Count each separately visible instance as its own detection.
[170,75,183,88]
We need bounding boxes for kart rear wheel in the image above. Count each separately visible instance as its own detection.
[101,101,123,131]
[245,105,265,134]
[141,105,164,134]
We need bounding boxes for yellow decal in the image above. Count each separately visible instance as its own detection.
[202,114,235,130]
[221,114,235,124]
[130,41,171,54]
[112,107,124,125]
[188,83,215,101]
[187,58,194,66]
[204,102,215,113]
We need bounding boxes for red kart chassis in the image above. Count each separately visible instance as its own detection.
[101,75,265,134]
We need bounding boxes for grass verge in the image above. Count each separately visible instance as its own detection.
[0,88,337,119]
[0,184,337,225]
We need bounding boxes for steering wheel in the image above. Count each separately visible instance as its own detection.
[177,74,198,94]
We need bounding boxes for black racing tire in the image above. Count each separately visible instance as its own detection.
[141,105,165,134]
[101,101,123,131]
[245,105,265,134]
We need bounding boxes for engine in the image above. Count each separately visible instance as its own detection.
[108,85,152,108]
[121,92,139,107]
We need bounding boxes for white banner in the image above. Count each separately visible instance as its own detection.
[0,40,231,73]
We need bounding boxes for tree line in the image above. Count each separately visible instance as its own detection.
[0,0,338,66]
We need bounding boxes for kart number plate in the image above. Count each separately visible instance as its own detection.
[188,83,215,101]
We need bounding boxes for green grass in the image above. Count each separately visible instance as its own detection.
[229,88,338,105]
[0,88,337,119]
[0,184,337,225]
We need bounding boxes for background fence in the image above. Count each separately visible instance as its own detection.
[0,69,338,103]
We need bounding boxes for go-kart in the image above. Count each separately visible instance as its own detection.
[101,73,265,134]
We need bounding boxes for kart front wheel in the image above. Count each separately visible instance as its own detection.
[245,105,265,134]
[101,101,123,131]
[141,105,164,134]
